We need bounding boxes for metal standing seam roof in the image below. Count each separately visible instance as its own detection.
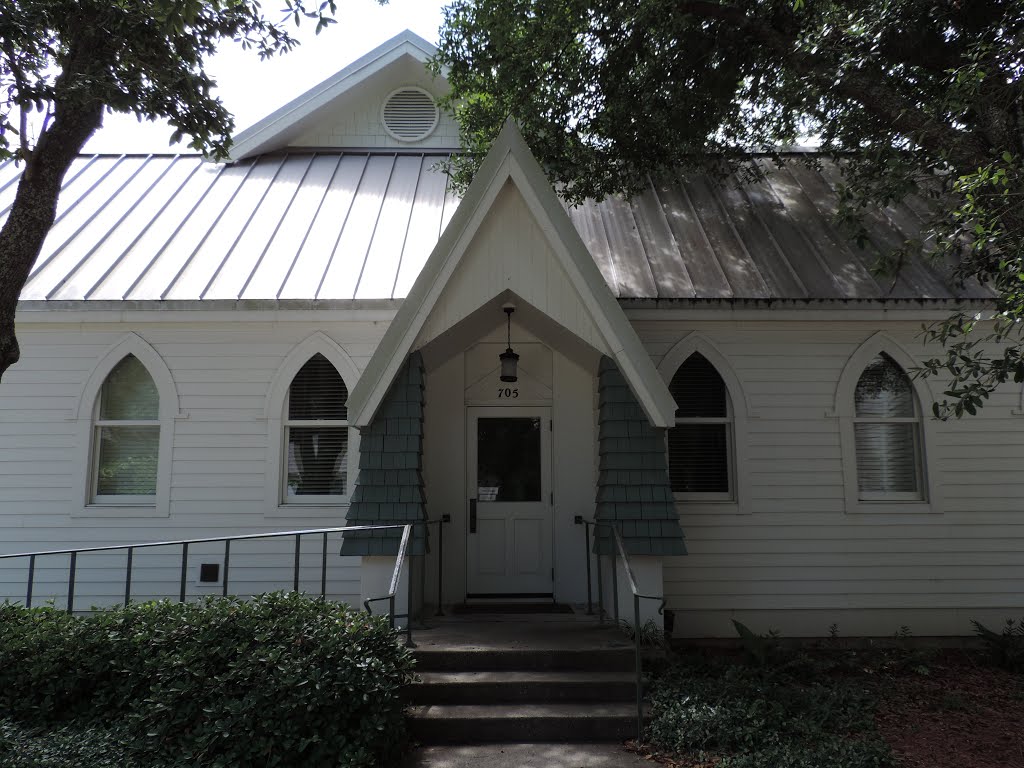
[2,152,988,304]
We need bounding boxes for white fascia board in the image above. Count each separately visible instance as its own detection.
[347,119,678,428]
[227,30,440,161]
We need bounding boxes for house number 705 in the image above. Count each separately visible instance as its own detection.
[497,388,519,398]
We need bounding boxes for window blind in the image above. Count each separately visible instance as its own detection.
[668,424,729,493]
[95,355,159,497]
[286,354,348,497]
[99,355,158,420]
[854,354,920,495]
[669,353,727,418]
[288,354,348,420]
[668,353,731,495]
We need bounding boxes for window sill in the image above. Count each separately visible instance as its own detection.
[263,502,350,523]
[73,503,168,519]
[674,499,747,515]
[847,501,938,515]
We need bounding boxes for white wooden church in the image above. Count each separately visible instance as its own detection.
[0,31,1020,637]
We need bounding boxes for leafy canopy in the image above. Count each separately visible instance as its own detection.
[435,0,1024,416]
[0,0,338,161]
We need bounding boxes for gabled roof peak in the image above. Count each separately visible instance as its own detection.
[228,30,442,161]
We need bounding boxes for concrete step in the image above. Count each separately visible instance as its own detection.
[407,703,644,744]
[413,647,635,672]
[409,671,637,704]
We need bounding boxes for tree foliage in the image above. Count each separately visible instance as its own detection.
[435,0,1024,416]
[0,0,343,380]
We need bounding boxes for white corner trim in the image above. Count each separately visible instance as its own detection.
[347,119,676,428]
[658,332,751,510]
[263,332,361,516]
[834,332,942,515]
[72,333,176,517]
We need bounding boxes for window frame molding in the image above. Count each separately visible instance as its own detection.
[73,333,180,518]
[658,332,750,514]
[833,333,941,515]
[264,332,361,519]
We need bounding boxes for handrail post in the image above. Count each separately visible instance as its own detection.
[407,552,415,647]
[596,540,604,624]
[584,522,593,615]
[67,551,77,614]
[26,554,35,609]
[223,539,231,598]
[124,547,134,606]
[611,552,619,622]
[435,519,444,616]
[179,542,188,603]
[293,533,301,593]
[321,532,328,599]
[634,593,643,745]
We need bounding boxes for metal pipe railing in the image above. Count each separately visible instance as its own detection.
[576,516,665,746]
[1,518,450,647]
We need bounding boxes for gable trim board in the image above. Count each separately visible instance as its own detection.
[347,120,678,429]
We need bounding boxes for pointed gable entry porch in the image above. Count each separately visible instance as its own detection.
[344,123,684,619]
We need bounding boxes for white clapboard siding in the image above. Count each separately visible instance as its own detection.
[0,320,387,609]
[636,319,1024,637]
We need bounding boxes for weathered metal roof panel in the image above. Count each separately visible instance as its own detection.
[5,152,991,306]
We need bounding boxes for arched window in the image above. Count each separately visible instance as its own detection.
[92,355,160,501]
[853,353,923,499]
[284,354,349,500]
[668,353,733,499]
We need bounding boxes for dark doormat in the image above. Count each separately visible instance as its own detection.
[451,602,575,615]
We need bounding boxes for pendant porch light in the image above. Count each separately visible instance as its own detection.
[499,305,519,383]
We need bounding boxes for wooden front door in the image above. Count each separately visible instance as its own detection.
[465,407,553,597]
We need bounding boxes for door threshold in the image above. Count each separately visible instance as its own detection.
[465,593,555,602]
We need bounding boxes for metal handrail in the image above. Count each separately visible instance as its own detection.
[576,516,665,746]
[363,524,414,646]
[0,520,450,648]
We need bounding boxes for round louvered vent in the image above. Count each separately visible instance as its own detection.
[381,87,439,142]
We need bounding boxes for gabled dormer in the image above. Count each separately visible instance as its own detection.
[228,30,457,160]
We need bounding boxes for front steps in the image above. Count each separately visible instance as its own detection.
[406,613,643,744]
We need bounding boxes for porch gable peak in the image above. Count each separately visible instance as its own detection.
[347,120,676,428]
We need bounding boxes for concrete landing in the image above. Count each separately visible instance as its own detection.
[411,610,632,652]
[404,743,650,768]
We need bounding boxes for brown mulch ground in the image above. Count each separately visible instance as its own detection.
[875,652,1024,768]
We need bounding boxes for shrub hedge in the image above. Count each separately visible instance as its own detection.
[0,593,415,767]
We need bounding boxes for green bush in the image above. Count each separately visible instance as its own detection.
[646,655,895,768]
[0,719,139,768]
[0,593,415,767]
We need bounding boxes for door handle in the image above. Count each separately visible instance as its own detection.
[469,498,477,534]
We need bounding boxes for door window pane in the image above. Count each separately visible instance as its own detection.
[477,418,541,502]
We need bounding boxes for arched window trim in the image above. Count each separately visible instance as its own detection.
[264,333,360,518]
[658,333,749,513]
[834,333,941,514]
[73,333,178,517]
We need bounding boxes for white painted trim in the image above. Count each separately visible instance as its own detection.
[263,332,361,518]
[72,333,178,518]
[833,332,942,515]
[347,120,677,428]
[658,332,750,513]
[228,31,441,161]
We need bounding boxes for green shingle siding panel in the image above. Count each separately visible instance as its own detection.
[343,352,428,557]
[594,356,686,556]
